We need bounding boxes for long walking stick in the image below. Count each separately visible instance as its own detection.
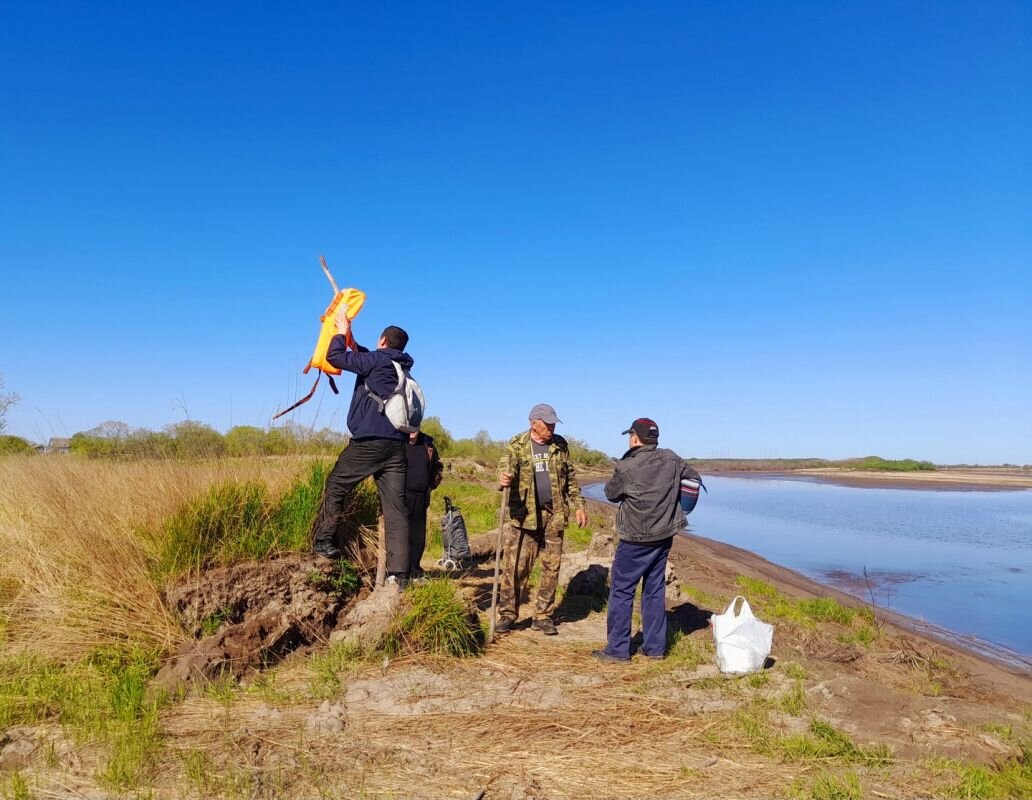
[488,487,510,642]
[375,511,386,588]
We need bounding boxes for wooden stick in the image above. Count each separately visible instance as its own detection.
[488,486,510,641]
[318,254,340,295]
[375,512,387,588]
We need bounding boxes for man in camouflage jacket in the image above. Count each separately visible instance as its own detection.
[496,403,588,635]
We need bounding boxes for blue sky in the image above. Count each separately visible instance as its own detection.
[1,1,1029,463]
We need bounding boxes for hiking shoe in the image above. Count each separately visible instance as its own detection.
[640,652,666,661]
[531,618,558,636]
[385,573,409,591]
[494,617,515,634]
[591,649,630,663]
[313,544,341,560]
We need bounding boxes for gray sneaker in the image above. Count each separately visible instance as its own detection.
[384,574,409,591]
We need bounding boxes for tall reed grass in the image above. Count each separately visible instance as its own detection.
[0,455,322,661]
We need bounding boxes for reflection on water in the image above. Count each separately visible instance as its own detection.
[585,477,1032,658]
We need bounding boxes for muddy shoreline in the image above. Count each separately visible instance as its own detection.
[582,487,1032,701]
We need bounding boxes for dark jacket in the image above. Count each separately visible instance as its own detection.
[604,445,701,543]
[405,432,444,496]
[326,334,414,441]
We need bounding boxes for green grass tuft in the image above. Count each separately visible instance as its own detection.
[734,576,876,636]
[152,479,271,577]
[306,560,362,597]
[268,459,334,549]
[793,771,864,800]
[2,772,31,800]
[777,719,893,766]
[934,742,1032,799]
[779,681,808,716]
[383,578,484,658]
[308,641,368,699]
[0,647,165,790]
[150,460,378,580]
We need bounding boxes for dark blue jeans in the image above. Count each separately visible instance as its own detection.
[605,537,672,659]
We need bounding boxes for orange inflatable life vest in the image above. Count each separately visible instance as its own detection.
[303,288,366,377]
[272,263,366,420]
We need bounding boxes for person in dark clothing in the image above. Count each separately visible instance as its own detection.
[404,428,444,580]
[592,418,702,662]
[311,307,414,589]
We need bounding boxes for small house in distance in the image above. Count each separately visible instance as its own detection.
[46,437,71,454]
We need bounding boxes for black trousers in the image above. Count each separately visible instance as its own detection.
[405,490,430,575]
[312,438,410,574]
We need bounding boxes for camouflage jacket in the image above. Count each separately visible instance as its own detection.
[499,431,586,531]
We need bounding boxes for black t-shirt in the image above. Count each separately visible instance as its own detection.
[531,439,553,509]
[406,440,432,493]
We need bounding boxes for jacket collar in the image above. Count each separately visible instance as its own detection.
[620,443,657,460]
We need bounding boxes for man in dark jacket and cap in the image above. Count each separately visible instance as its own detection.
[592,418,702,661]
[405,426,444,581]
[311,307,415,589]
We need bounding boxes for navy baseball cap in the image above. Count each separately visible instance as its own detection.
[621,418,659,441]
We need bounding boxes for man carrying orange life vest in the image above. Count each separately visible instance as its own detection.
[311,308,414,590]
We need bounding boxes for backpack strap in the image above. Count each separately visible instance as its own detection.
[365,361,406,412]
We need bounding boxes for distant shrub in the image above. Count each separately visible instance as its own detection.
[419,416,454,454]
[165,421,226,458]
[224,425,268,457]
[0,435,34,456]
[69,419,347,460]
[567,436,612,468]
[847,456,936,472]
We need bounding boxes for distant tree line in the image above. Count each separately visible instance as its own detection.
[67,420,347,459]
[419,417,612,468]
[1,413,613,467]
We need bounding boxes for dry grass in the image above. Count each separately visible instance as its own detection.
[0,456,305,661]
[160,641,794,800]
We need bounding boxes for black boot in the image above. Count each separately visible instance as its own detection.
[313,535,341,560]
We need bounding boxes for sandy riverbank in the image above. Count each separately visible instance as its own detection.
[582,485,1032,696]
[669,531,1032,696]
[715,468,1032,491]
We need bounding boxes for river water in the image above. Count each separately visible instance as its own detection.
[585,475,1032,661]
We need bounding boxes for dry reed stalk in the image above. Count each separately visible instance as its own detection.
[0,456,305,661]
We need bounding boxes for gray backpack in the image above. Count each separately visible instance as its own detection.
[366,361,425,434]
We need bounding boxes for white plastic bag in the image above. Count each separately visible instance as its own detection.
[711,595,774,675]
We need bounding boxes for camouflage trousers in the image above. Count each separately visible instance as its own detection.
[497,509,565,622]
